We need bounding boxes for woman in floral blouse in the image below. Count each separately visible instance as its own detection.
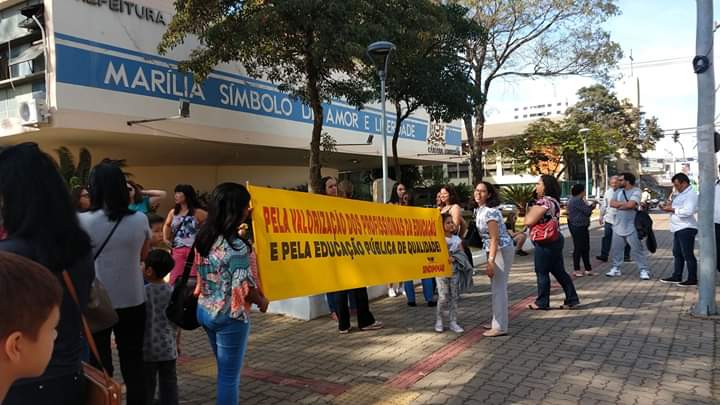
[474,181,515,337]
[194,183,267,404]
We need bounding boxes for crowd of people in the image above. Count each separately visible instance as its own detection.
[0,141,716,405]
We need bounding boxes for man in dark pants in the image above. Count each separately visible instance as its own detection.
[597,176,631,261]
[660,173,699,286]
[715,165,720,272]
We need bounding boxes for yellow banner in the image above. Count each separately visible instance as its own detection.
[248,185,451,301]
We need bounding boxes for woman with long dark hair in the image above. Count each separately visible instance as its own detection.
[387,182,407,297]
[194,183,266,404]
[163,184,207,284]
[79,161,151,405]
[0,143,94,405]
[400,189,436,307]
[474,182,514,337]
[524,175,580,310]
[127,180,166,214]
[319,176,340,319]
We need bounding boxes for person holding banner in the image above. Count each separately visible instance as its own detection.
[387,182,408,298]
[394,187,436,307]
[474,182,514,337]
[194,183,266,404]
[319,176,356,320]
[330,179,384,334]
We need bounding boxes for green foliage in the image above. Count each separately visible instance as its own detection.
[160,0,381,193]
[454,0,623,182]
[452,182,473,206]
[492,84,663,178]
[56,146,93,189]
[369,2,483,183]
[500,184,535,211]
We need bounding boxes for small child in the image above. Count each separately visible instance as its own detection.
[147,213,170,252]
[435,213,464,334]
[0,252,63,403]
[142,250,179,405]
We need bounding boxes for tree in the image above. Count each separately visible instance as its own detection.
[159,1,377,193]
[364,2,483,183]
[492,85,663,187]
[56,146,92,189]
[456,0,623,183]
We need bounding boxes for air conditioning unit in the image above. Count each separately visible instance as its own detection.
[18,98,48,126]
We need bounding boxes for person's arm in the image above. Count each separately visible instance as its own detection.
[674,191,698,217]
[140,239,150,262]
[450,204,463,229]
[163,210,174,245]
[195,208,208,224]
[142,189,167,205]
[524,205,548,227]
[610,190,638,210]
[486,219,500,278]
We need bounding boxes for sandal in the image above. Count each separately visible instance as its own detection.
[584,271,595,276]
[560,303,581,310]
[482,329,508,337]
[573,271,584,277]
[527,303,549,310]
[359,321,384,331]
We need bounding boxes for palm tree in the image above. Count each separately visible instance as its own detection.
[56,146,92,189]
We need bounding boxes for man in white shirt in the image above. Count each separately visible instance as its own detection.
[597,176,631,262]
[606,172,651,280]
[659,173,698,286]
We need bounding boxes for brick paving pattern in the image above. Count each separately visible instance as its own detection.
[119,214,719,404]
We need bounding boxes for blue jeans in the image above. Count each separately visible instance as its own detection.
[197,306,251,405]
[533,235,579,308]
[671,228,698,281]
[404,279,435,304]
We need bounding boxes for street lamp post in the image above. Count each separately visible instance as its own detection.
[579,128,590,193]
[367,41,396,203]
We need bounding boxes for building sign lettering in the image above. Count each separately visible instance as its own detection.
[78,0,167,25]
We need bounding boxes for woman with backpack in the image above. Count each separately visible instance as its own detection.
[524,175,580,310]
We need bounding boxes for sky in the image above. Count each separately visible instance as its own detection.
[484,0,716,160]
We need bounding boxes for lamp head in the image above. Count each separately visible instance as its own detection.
[366,41,396,73]
[579,128,590,135]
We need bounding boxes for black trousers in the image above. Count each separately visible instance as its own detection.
[145,360,178,405]
[336,288,375,331]
[569,224,592,271]
[716,223,720,272]
[4,372,85,405]
[92,303,147,405]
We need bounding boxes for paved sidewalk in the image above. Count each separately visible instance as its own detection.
[150,214,718,404]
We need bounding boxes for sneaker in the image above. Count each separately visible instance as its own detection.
[434,319,444,333]
[573,271,584,277]
[596,256,608,262]
[407,302,417,307]
[605,268,622,277]
[640,270,651,280]
[678,280,697,286]
[427,301,437,307]
[516,250,528,256]
[388,288,397,298]
[624,257,632,262]
[359,321,383,331]
[449,322,464,333]
[660,277,682,284]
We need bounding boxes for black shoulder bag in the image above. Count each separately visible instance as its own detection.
[166,244,200,330]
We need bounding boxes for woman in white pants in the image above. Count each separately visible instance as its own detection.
[474,182,515,337]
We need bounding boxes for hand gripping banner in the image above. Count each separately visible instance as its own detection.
[248,185,451,301]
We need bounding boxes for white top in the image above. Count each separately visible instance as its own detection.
[445,234,463,254]
[601,187,618,224]
[715,180,720,224]
[79,210,150,309]
[670,186,698,232]
[612,187,641,236]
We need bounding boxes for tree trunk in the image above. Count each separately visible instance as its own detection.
[392,102,402,183]
[470,105,486,183]
[305,47,324,194]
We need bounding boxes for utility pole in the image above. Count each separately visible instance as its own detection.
[693,0,717,316]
